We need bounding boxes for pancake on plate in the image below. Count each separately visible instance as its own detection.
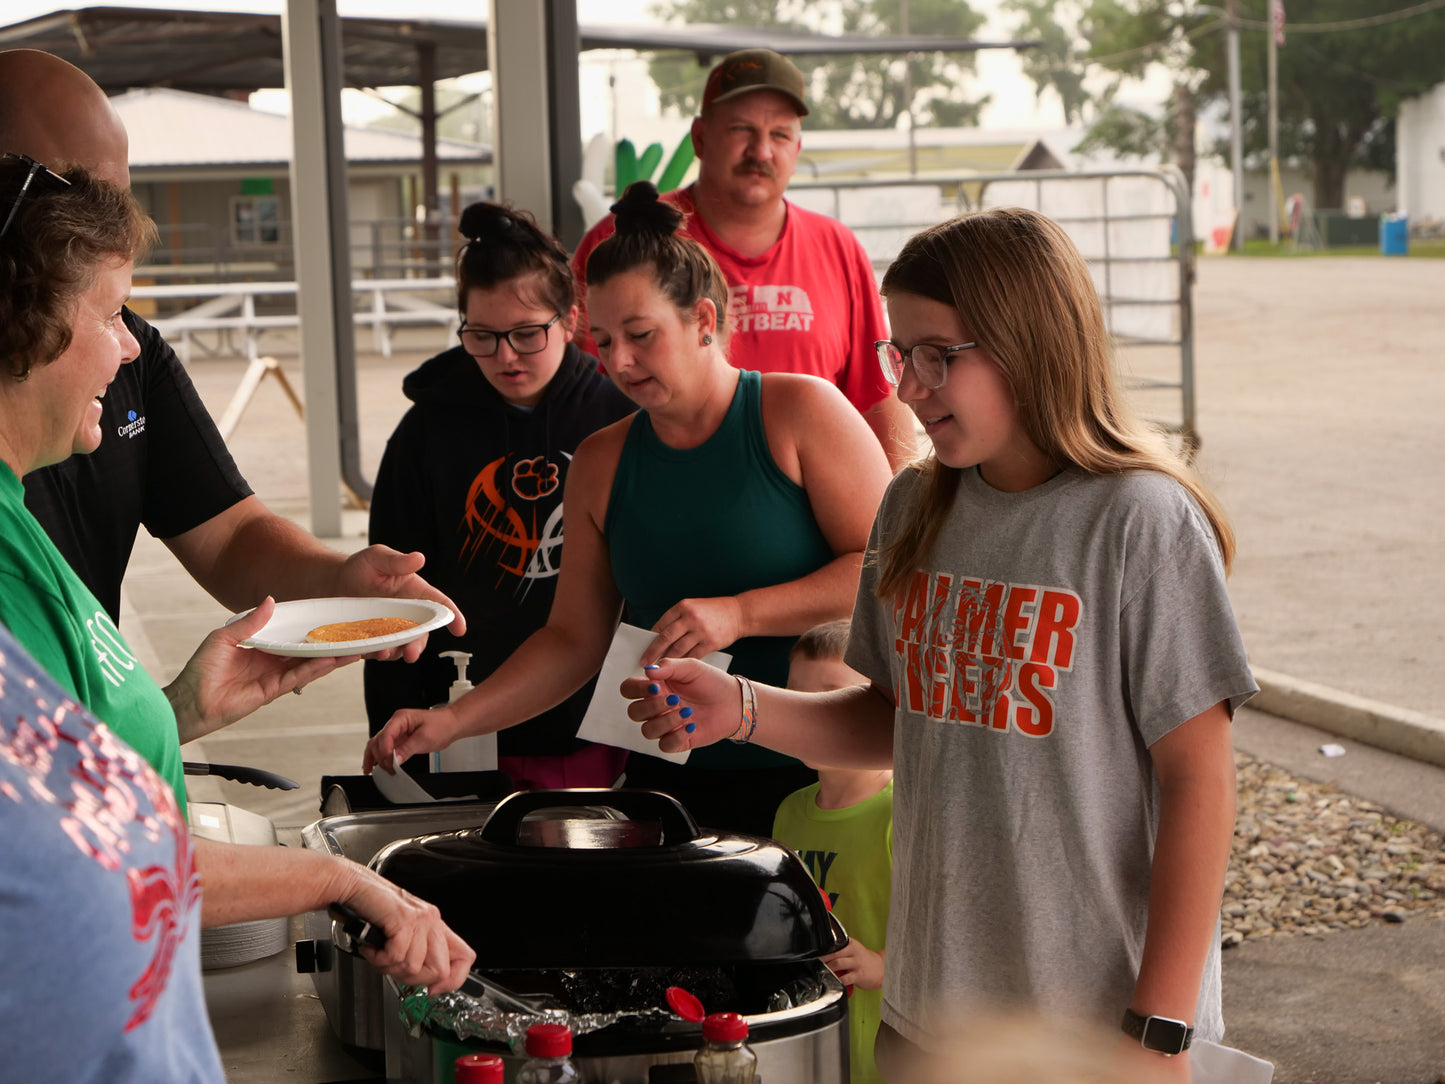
[305,617,419,643]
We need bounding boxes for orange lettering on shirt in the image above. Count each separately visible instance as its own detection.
[1014,662,1057,737]
[1002,585,1039,661]
[1029,589,1082,669]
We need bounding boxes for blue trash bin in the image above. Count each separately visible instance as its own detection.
[1380,213,1409,256]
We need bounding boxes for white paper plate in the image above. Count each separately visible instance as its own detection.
[229,597,454,657]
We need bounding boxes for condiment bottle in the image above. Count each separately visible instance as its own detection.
[430,650,497,772]
[454,1052,504,1083]
[516,1022,581,1083]
[695,1012,758,1084]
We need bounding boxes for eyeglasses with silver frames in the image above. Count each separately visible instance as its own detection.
[875,339,979,390]
[458,313,562,358]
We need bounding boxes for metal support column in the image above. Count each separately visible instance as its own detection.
[489,0,553,231]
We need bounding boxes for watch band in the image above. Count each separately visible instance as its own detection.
[1121,1008,1194,1055]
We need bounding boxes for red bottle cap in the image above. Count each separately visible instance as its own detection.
[454,1053,504,1083]
[525,1021,573,1058]
[702,1012,749,1042]
[666,985,706,1022]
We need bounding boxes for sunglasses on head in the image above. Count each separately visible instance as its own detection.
[0,152,73,243]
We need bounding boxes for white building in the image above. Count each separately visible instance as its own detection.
[114,87,490,276]
[1398,82,1445,228]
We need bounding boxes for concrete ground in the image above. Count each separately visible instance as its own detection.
[116,254,1445,1083]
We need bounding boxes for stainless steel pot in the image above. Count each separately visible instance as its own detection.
[301,790,850,1082]
[298,801,501,1050]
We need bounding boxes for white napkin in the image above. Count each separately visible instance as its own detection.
[370,755,439,804]
[1191,1039,1274,1083]
[576,622,732,765]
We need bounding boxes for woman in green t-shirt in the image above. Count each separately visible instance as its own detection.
[0,155,474,993]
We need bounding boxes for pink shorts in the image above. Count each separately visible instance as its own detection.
[498,743,629,791]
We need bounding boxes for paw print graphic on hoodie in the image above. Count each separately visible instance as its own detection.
[512,456,561,501]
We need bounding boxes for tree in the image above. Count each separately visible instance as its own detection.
[1004,0,1445,211]
[1219,0,1445,209]
[999,0,1092,124]
[644,0,990,130]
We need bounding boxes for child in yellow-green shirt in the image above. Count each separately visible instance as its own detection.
[772,620,892,1084]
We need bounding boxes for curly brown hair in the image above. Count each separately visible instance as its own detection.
[0,159,155,381]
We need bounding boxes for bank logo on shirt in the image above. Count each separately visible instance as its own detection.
[88,609,140,688]
[892,570,1082,737]
[460,453,567,589]
[116,409,146,439]
[727,283,815,333]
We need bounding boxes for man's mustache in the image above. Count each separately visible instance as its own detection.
[734,159,776,179]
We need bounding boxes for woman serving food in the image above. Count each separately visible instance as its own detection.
[0,154,473,990]
[366,181,893,835]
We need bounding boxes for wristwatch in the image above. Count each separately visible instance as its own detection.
[1121,1008,1194,1056]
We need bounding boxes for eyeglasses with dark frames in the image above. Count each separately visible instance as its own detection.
[457,313,562,358]
[875,339,979,390]
[0,153,72,243]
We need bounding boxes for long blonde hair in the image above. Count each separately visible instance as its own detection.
[876,207,1233,601]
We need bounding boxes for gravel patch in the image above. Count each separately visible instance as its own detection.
[1225,752,1445,946]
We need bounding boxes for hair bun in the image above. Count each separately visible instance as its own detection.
[458,201,522,243]
[610,181,682,238]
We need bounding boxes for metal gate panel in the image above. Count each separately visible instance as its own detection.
[790,168,1197,454]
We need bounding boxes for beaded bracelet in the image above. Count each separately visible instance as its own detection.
[729,673,759,744]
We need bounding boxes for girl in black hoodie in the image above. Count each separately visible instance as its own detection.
[365,202,635,788]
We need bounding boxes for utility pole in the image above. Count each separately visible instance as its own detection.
[1267,0,1282,243]
[1226,0,1245,251]
[901,0,916,176]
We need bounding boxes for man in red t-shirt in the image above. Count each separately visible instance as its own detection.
[572,48,916,470]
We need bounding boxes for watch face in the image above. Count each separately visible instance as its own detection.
[1141,1016,1191,1055]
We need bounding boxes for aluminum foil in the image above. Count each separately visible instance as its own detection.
[394,978,674,1051]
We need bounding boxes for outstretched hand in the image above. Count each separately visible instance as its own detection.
[167,597,359,744]
[335,546,466,662]
[621,657,740,755]
[362,703,465,776]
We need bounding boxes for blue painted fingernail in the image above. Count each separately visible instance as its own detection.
[644,664,661,671]
[680,706,694,719]
[666,694,680,706]
[648,683,660,695]
[685,722,697,733]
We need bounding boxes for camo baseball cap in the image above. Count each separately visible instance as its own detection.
[701,48,809,116]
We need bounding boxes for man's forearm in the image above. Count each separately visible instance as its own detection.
[165,495,345,611]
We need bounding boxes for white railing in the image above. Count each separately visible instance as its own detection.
[129,277,459,362]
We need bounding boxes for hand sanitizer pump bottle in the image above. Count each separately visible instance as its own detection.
[429,650,498,772]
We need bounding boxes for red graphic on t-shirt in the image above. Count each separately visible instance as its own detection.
[892,570,1082,737]
[126,846,200,1030]
[0,682,197,1033]
[726,283,816,334]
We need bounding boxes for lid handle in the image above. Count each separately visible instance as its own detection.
[479,788,701,846]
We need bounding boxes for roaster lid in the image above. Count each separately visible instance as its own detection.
[371,788,849,969]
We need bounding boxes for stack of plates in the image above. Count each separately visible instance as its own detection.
[189,800,291,970]
[202,917,290,970]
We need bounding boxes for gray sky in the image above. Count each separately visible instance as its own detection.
[1,0,1100,130]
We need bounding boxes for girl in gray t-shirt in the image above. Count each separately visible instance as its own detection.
[624,207,1255,1080]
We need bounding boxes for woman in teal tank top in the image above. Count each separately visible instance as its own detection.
[365,182,893,835]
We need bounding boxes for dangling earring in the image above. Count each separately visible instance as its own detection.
[702,334,713,346]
